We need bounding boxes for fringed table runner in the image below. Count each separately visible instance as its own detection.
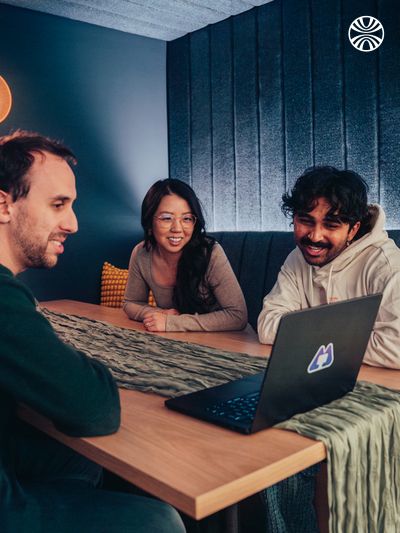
[42,308,400,532]
[40,308,266,397]
[278,381,400,533]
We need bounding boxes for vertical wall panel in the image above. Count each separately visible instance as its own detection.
[233,10,261,230]
[167,0,400,230]
[342,0,379,201]
[282,0,314,189]
[258,2,287,230]
[167,36,191,184]
[379,0,400,227]
[210,19,236,230]
[311,0,344,167]
[190,28,213,224]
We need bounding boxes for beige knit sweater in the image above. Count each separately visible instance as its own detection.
[123,242,248,332]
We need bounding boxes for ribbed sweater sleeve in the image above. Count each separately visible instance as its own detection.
[123,242,155,321]
[0,266,120,437]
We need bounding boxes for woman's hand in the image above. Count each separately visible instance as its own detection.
[143,311,167,332]
[163,308,180,316]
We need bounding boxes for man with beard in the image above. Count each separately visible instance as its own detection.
[0,131,185,533]
[258,165,400,369]
[256,166,400,533]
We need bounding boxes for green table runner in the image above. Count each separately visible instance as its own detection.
[43,307,400,533]
[41,308,266,396]
[279,381,400,533]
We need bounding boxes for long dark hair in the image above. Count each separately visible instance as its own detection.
[141,179,216,313]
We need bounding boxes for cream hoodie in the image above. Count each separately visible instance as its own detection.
[258,205,400,368]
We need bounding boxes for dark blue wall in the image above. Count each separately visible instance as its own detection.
[0,4,168,301]
[167,0,400,231]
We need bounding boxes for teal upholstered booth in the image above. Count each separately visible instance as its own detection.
[210,232,295,330]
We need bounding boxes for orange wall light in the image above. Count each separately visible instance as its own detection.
[0,76,12,123]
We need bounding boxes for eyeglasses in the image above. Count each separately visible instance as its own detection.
[153,214,197,228]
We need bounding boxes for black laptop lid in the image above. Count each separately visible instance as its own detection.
[251,294,382,431]
[165,294,382,434]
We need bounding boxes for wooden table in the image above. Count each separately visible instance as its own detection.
[20,300,400,524]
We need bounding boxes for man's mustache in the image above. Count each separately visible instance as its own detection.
[48,233,68,241]
[300,237,331,249]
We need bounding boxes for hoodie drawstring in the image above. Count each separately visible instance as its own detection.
[309,266,314,306]
[326,264,334,304]
[310,264,334,305]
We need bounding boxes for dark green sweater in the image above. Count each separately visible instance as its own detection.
[0,264,120,506]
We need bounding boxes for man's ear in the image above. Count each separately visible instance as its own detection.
[0,190,12,223]
[348,221,361,242]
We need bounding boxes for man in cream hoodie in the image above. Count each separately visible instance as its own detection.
[258,166,400,369]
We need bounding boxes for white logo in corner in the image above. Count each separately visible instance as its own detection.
[348,16,384,52]
[307,343,334,374]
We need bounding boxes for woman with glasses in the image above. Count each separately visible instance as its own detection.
[123,179,247,332]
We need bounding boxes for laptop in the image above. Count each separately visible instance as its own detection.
[165,294,382,434]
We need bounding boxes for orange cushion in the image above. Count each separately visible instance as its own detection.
[100,262,129,308]
[100,262,157,308]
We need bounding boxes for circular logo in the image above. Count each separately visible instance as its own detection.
[348,16,384,52]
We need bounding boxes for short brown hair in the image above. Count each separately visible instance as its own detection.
[0,130,76,201]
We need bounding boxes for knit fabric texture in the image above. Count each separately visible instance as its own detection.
[100,262,129,308]
[262,464,320,533]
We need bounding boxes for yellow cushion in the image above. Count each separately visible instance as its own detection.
[101,262,129,308]
[148,290,156,307]
[100,262,157,308]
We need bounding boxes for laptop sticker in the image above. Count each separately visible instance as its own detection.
[307,343,334,373]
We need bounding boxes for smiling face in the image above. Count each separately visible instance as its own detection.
[6,151,78,273]
[152,193,195,256]
[293,197,360,267]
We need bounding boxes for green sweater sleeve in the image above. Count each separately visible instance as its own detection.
[0,268,120,437]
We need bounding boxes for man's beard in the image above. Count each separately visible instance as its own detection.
[297,235,348,267]
[13,212,58,269]
[15,233,56,269]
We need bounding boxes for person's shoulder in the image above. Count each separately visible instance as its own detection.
[370,238,400,272]
[0,265,36,307]
[131,241,148,259]
[132,240,146,252]
[208,240,228,263]
[210,240,223,255]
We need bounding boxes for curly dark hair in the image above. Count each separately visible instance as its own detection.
[141,178,216,314]
[0,130,76,201]
[282,166,371,237]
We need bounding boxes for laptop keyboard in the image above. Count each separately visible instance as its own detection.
[205,391,260,423]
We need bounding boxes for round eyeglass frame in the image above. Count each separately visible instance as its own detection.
[153,214,197,228]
